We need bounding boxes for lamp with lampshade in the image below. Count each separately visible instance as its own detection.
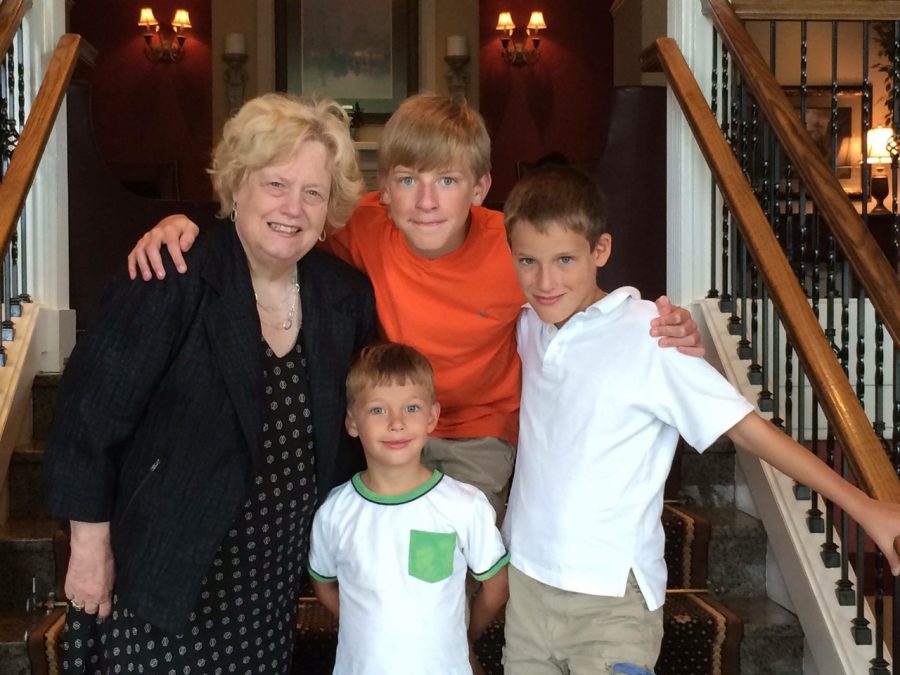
[496,10,548,66]
[138,7,192,62]
[866,126,895,215]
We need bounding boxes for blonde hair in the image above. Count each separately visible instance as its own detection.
[210,94,364,226]
[504,166,609,247]
[346,343,436,406]
[378,93,491,178]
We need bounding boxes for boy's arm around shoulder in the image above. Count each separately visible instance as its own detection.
[727,412,900,574]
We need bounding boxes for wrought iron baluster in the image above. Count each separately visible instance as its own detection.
[15,27,28,305]
[720,45,732,314]
[870,552,889,674]
[793,23,810,501]
[732,73,748,343]
[835,459,855,607]
[748,100,762,383]
[709,30,720,300]
[781,160,795,434]
[852,519,872,644]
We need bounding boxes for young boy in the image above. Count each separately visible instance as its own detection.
[125,94,702,519]
[500,166,900,674]
[308,342,509,675]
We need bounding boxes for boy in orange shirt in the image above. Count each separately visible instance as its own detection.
[126,94,701,520]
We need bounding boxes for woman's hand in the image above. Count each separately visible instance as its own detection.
[127,215,200,281]
[650,295,705,357]
[66,521,115,617]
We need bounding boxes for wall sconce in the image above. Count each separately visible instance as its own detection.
[866,126,896,214]
[138,7,192,62]
[496,10,547,66]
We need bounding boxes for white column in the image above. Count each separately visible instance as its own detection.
[665,0,715,306]
[22,0,76,368]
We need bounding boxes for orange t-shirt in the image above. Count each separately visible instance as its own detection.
[323,192,524,444]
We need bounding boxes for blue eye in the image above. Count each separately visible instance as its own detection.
[518,257,535,266]
[439,177,456,186]
[304,189,326,204]
[369,406,385,415]
[405,404,420,413]
[399,176,415,186]
[559,256,574,264]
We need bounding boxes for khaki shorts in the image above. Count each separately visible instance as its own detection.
[504,565,663,675]
[422,435,516,524]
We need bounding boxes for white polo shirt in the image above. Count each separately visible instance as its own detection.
[503,287,753,611]
[309,470,509,675]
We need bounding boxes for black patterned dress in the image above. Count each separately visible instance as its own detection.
[61,337,317,675]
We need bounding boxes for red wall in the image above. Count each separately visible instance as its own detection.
[70,0,213,200]
[479,1,614,205]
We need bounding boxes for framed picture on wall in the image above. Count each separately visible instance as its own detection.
[275,0,418,123]
[783,85,869,180]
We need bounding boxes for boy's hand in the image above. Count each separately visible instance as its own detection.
[859,498,900,576]
[127,215,199,281]
[650,296,704,357]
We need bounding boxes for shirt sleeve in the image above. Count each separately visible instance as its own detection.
[308,501,338,583]
[650,346,755,453]
[44,251,202,522]
[462,490,509,581]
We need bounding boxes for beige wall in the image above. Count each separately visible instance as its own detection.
[210,0,480,143]
[211,0,260,143]
[611,0,667,87]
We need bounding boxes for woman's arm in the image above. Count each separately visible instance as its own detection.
[66,521,115,617]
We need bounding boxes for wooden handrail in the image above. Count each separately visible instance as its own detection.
[0,0,26,58]
[655,36,900,518]
[0,33,81,264]
[729,0,900,20]
[704,0,900,349]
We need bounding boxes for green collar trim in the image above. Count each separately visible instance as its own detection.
[352,470,443,505]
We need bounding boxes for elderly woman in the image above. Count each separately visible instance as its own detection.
[44,94,374,672]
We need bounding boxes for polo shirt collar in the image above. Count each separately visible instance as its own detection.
[522,285,642,327]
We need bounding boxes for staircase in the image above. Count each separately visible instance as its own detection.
[0,372,807,674]
[674,438,804,675]
[0,374,63,675]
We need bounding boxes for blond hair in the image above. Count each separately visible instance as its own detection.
[504,166,608,247]
[346,343,436,406]
[378,93,491,178]
[210,94,364,226]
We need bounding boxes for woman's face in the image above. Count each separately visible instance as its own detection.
[232,140,332,271]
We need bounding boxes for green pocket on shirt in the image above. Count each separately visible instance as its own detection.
[408,530,457,583]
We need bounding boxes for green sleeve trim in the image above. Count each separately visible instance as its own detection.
[471,551,510,581]
[308,567,337,583]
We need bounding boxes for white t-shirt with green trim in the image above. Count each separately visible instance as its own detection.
[309,470,509,675]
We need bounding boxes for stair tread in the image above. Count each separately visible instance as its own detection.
[717,595,803,637]
[32,373,63,388]
[10,440,44,462]
[0,519,58,543]
[0,608,45,643]
[689,506,766,535]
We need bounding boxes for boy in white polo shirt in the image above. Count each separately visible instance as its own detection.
[500,166,900,674]
[308,343,509,675]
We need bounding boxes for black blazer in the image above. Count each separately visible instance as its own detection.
[44,223,375,633]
